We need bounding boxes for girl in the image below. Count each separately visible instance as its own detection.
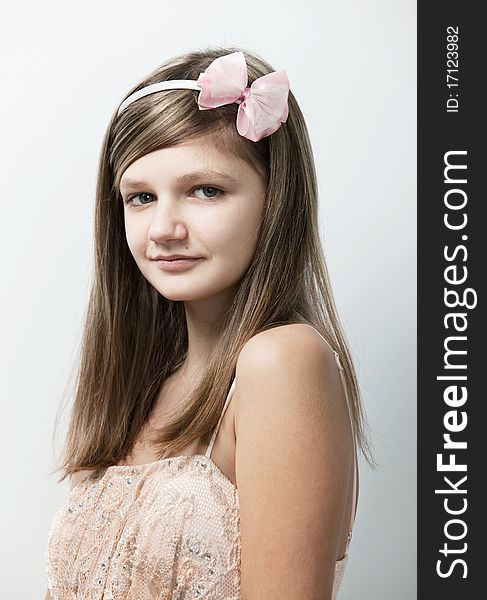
[45,46,374,599]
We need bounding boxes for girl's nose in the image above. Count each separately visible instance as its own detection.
[147,196,188,243]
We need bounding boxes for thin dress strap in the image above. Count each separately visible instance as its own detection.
[205,377,237,458]
[300,323,359,553]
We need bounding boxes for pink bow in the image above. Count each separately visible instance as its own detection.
[195,51,290,142]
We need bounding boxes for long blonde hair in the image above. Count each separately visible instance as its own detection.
[51,45,375,483]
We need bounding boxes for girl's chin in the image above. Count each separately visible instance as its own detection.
[151,282,232,304]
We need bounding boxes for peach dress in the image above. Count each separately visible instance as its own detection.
[45,326,358,599]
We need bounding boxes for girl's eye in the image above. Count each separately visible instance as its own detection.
[192,186,224,201]
[124,186,224,207]
[124,192,153,207]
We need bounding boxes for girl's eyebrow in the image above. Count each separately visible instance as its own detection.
[119,169,239,191]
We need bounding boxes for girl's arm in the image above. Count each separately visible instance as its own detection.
[234,324,354,600]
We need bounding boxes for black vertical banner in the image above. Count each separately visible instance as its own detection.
[418,4,484,599]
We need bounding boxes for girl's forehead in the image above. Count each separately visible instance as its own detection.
[120,141,256,186]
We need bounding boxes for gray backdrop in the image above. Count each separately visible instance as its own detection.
[0,1,416,597]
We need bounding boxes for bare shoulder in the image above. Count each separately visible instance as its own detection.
[234,322,348,436]
[234,322,345,426]
[236,322,338,376]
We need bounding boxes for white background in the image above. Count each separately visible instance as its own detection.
[0,1,416,598]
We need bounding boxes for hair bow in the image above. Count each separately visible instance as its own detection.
[195,51,290,142]
[117,51,290,142]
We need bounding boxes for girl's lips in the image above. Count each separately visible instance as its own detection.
[153,257,202,271]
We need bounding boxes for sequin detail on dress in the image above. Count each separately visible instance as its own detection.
[45,325,358,599]
[45,454,241,599]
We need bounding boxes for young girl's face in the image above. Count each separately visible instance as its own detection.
[119,134,266,305]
